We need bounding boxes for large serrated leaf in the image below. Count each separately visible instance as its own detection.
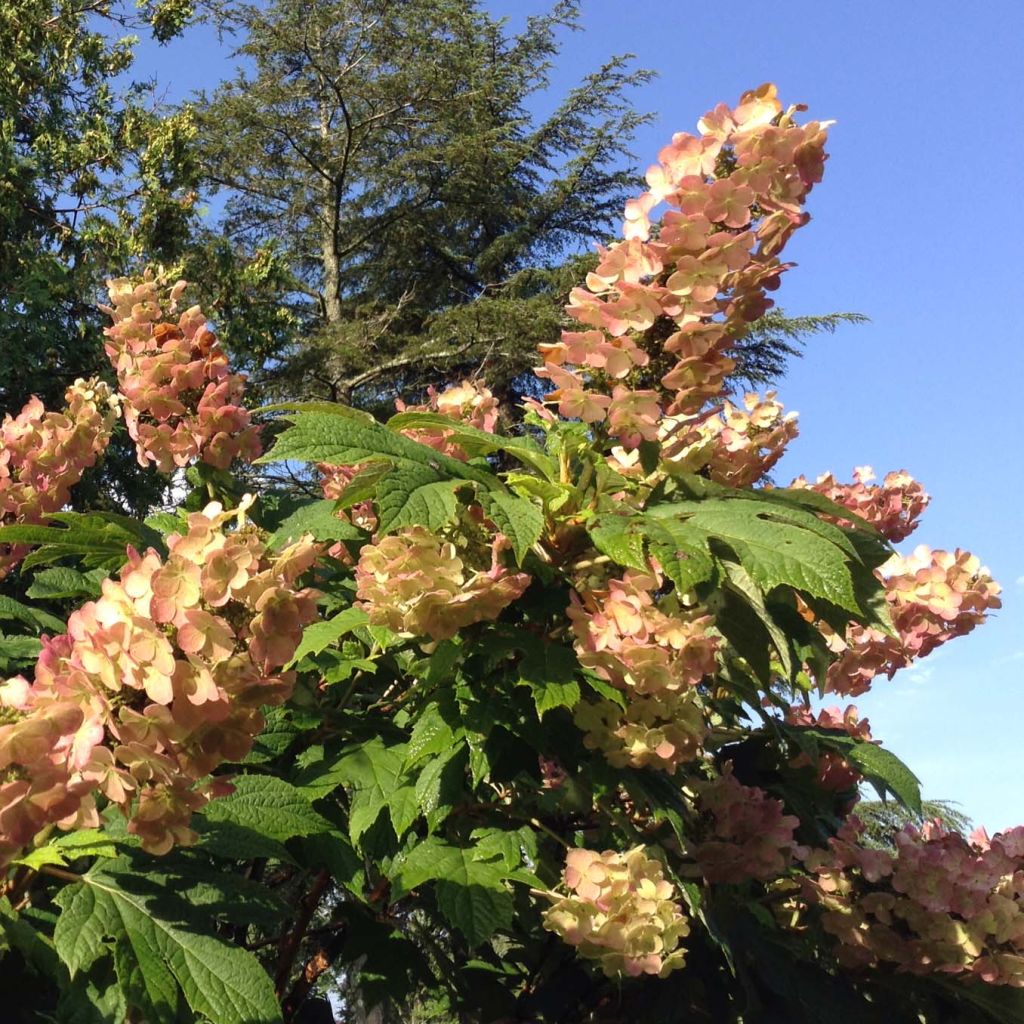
[287,606,370,667]
[406,704,460,766]
[0,595,65,634]
[391,838,513,946]
[640,517,716,592]
[192,819,295,864]
[267,498,363,549]
[53,863,281,1024]
[386,411,556,479]
[481,492,544,565]
[0,635,42,668]
[257,408,500,489]
[718,560,794,681]
[376,465,462,534]
[516,635,581,717]
[792,727,922,816]
[295,738,415,843]
[0,523,129,572]
[645,499,860,611]
[25,567,104,601]
[198,775,332,842]
[588,515,648,571]
[845,742,922,816]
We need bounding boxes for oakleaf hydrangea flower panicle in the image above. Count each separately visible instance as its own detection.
[0,500,319,862]
[536,84,829,449]
[568,569,719,696]
[790,466,930,541]
[802,818,1024,985]
[660,391,799,487]
[825,546,1001,697]
[101,273,261,472]
[695,769,804,883]
[355,525,529,641]
[542,846,690,978]
[575,689,707,773]
[394,379,499,459]
[0,379,118,577]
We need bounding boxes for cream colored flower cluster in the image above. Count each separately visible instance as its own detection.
[542,846,690,978]
[0,500,319,863]
[0,379,118,577]
[355,525,529,642]
[536,84,829,451]
[569,569,717,772]
[825,546,1001,697]
[790,466,929,542]
[102,275,261,472]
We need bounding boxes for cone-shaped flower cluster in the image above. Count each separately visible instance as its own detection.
[102,274,261,472]
[542,846,690,978]
[661,390,798,488]
[790,466,930,542]
[575,689,706,773]
[0,380,118,577]
[569,569,718,772]
[394,379,499,459]
[826,546,1001,697]
[573,569,716,770]
[695,770,803,883]
[0,500,319,863]
[569,569,718,696]
[573,692,708,770]
[536,83,829,447]
[803,819,1024,985]
[355,526,529,642]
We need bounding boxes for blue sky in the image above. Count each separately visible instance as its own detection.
[132,1,1023,829]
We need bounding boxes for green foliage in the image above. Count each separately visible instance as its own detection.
[0,0,200,514]
[53,862,282,1024]
[857,799,973,849]
[0,512,164,572]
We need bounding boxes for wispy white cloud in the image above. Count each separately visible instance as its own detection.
[903,664,935,686]
[994,649,1024,667]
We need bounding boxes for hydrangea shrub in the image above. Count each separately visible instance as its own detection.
[0,86,1014,1024]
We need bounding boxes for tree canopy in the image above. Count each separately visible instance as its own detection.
[0,0,201,513]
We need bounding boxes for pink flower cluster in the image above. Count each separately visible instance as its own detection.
[542,846,690,978]
[803,819,1024,985]
[575,689,706,773]
[785,704,873,792]
[394,379,499,459]
[825,546,1001,696]
[568,569,717,772]
[0,500,319,862]
[102,275,261,472]
[695,770,803,883]
[317,462,378,540]
[790,466,930,542]
[661,391,799,487]
[355,525,529,641]
[0,379,118,577]
[568,569,719,696]
[536,84,829,448]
